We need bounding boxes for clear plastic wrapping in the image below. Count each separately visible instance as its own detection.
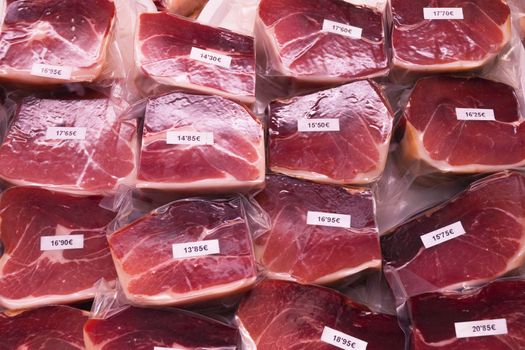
[133,10,256,104]
[381,171,525,304]
[405,278,525,350]
[390,0,511,74]
[235,279,406,350]
[255,0,389,85]
[253,174,381,285]
[0,305,89,349]
[0,186,117,310]
[0,86,137,195]
[133,90,265,193]
[198,0,259,36]
[106,194,267,307]
[398,76,525,175]
[267,80,394,185]
[0,0,118,85]
[86,283,240,350]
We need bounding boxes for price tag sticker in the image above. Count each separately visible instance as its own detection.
[420,221,466,249]
[166,131,214,145]
[298,118,340,132]
[322,19,363,39]
[307,211,351,229]
[321,326,368,350]
[190,47,232,69]
[45,127,87,140]
[31,63,73,80]
[40,235,84,251]
[423,8,464,20]
[172,239,220,259]
[455,108,496,121]
[455,319,508,338]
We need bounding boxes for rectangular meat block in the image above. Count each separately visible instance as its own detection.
[135,91,265,192]
[382,171,525,300]
[409,280,525,350]
[0,92,137,195]
[108,196,258,306]
[0,187,117,310]
[136,12,255,104]
[0,0,115,84]
[254,174,381,284]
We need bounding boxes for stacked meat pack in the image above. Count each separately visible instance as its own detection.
[0,0,524,349]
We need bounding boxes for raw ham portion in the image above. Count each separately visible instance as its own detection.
[0,0,115,85]
[0,187,117,310]
[161,0,207,16]
[236,279,405,350]
[400,76,525,173]
[257,0,388,83]
[136,91,264,192]
[108,197,258,306]
[254,174,380,284]
[1,306,88,350]
[197,0,259,36]
[84,306,239,350]
[391,0,511,72]
[0,93,137,195]
[269,80,393,184]
[409,280,525,350]
[381,171,525,300]
[136,12,255,104]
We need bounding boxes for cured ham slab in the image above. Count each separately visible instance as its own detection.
[108,197,258,306]
[400,76,525,174]
[0,0,115,85]
[0,187,117,310]
[381,171,525,300]
[257,0,388,83]
[268,80,393,184]
[161,0,207,16]
[0,92,137,195]
[409,280,525,350]
[84,306,239,350]
[136,91,265,192]
[1,306,89,350]
[136,12,255,104]
[391,0,511,72]
[254,174,380,284]
[236,279,405,350]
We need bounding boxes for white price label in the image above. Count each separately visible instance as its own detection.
[423,8,464,20]
[307,211,351,229]
[455,108,496,121]
[31,63,73,80]
[45,127,87,140]
[190,47,232,69]
[455,319,508,338]
[172,239,220,259]
[40,235,84,251]
[420,221,466,249]
[298,118,340,132]
[166,131,214,145]
[321,326,367,350]
[322,19,363,39]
